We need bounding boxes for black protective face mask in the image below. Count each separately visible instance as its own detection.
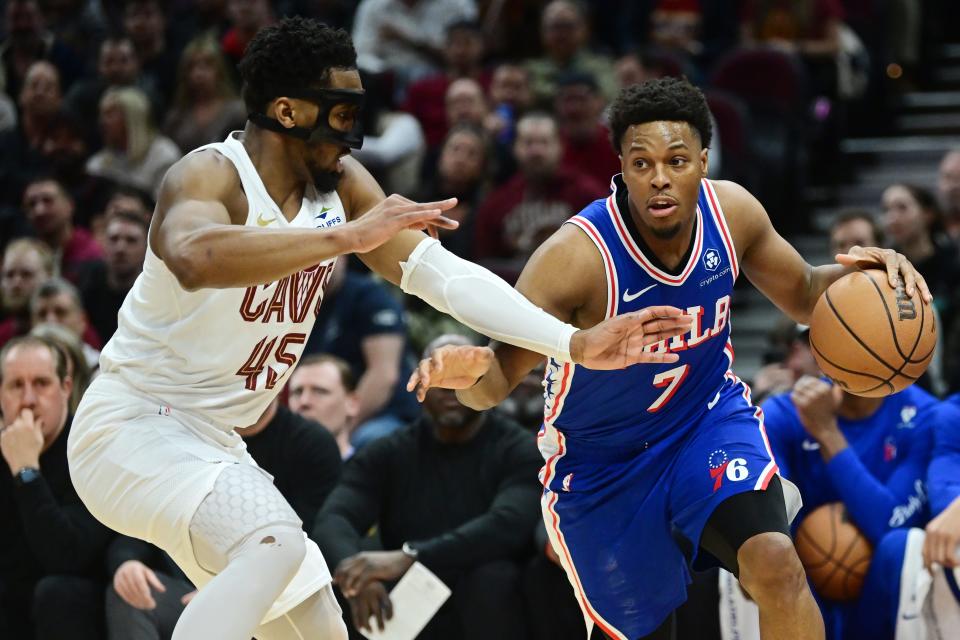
[248,88,365,149]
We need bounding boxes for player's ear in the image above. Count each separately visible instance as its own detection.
[272,97,297,129]
[700,147,709,176]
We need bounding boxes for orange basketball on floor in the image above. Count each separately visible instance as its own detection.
[795,503,873,602]
[809,269,936,397]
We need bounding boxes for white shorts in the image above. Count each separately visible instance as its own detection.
[67,374,332,623]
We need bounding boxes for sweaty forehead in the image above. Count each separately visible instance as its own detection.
[625,121,698,151]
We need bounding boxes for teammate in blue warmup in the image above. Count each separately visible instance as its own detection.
[762,378,936,546]
[840,396,960,640]
[407,78,931,640]
[761,375,943,638]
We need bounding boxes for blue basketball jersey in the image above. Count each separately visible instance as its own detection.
[543,175,738,450]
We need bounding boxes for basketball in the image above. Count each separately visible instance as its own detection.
[795,503,873,601]
[809,269,936,397]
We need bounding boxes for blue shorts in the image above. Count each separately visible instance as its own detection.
[538,374,800,640]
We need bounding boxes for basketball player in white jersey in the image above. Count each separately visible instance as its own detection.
[65,18,691,640]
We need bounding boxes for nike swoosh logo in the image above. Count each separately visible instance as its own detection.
[256,213,276,227]
[802,439,821,451]
[707,392,721,410]
[623,284,657,303]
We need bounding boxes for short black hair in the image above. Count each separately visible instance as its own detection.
[238,17,357,113]
[608,77,712,154]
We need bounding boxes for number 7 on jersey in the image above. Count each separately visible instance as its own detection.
[647,364,689,413]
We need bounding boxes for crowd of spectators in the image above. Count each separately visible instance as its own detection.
[1,0,959,639]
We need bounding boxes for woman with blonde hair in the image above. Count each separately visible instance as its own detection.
[86,86,182,197]
[163,35,246,153]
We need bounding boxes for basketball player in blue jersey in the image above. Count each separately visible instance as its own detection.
[64,20,694,640]
[406,77,932,640]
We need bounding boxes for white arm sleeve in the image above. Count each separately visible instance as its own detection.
[400,238,577,362]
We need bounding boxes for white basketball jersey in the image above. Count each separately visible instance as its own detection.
[101,132,345,429]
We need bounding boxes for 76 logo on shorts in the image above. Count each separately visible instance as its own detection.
[708,449,748,492]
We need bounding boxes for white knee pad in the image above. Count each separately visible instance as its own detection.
[189,463,302,573]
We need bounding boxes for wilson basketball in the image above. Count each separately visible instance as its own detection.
[795,503,872,601]
[809,269,936,397]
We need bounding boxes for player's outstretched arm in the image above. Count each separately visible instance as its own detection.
[152,153,457,290]
[402,224,693,409]
[718,181,930,325]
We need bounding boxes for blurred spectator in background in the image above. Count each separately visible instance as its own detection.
[288,354,361,459]
[402,19,490,149]
[0,336,113,639]
[89,186,154,247]
[486,62,533,148]
[221,0,276,68]
[938,149,960,241]
[30,277,101,369]
[0,60,64,206]
[554,71,619,188]
[15,60,63,151]
[473,111,603,277]
[36,108,117,230]
[881,183,960,311]
[104,397,342,640]
[22,175,104,284]
[66,35,164,144]
[434,76,515,181]
[416,123,491,259]
[445,77,490,133]
[163,35,246,153]
[0,0,85,100]
[86,87,182,197]
[30,322,94,415]
[0,239,54,348]
[614,48,668,90]
[740,0,844,97]
[829,208,883,257]
[648,0,704,60]
[314,333,541,640]
[304,258,421,450]
[77,208,148,344]
[122,0,179,100]
[880,186,953,397]
[40,0,106,64]
[352,0,478,93]
[526,0,617,106]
